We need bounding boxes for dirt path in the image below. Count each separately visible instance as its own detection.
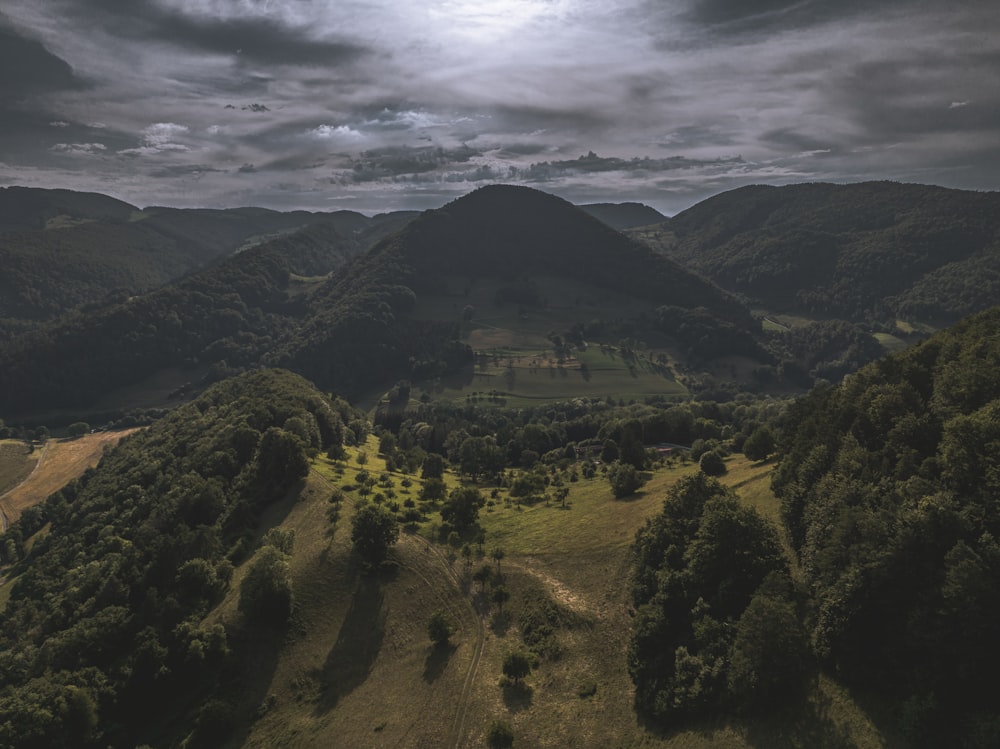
[404,534,486,749]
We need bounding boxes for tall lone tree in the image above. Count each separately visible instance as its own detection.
[351,502,400,568]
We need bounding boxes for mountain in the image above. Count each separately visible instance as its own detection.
[0,184,764,419]
[578,201,666,230]
[0,187,416,322]
[773,304,1000,746]
[633,181,1000,325]
[269,184,764,396]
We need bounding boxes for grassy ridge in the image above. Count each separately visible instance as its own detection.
[229,441,885,748]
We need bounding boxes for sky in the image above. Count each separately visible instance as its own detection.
[1,0,997,215]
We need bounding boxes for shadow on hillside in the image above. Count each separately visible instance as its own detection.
[489,612,511,636]
[501,682,533,712]
[634,689,867,749]
[744,694,859,749]
[311,575,386,715]
[422,642,456,683]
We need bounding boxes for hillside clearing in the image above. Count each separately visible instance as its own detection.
[219,442,885,749]
[0,429,141,526]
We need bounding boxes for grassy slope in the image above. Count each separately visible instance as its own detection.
[221,441,887,749]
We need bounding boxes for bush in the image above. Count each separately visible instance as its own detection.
[238,546,293,626]
[699,450,727,476]
[608,461,645,498]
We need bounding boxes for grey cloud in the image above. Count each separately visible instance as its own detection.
[0,20,87,100]
[518,152,746,182]
[337,145,482,184]
[52,0,369,67]
[149,164,227,179]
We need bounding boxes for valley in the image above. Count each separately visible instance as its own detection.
[0,181,997,748]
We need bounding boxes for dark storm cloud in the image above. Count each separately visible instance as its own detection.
[53,0,369,67]
[0,20,87,100]
[0,1,997,214]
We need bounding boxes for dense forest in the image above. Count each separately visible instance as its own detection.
[770,306,1000,745]
[0,185,764,418]
[0,370,354,748]
[1,180,999,747]
[635,181,1000,325]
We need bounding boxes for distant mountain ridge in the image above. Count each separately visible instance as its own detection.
[0,186,416,322]
[633,181,1000,325]
[578,201,666,230]
[0,184,759,417]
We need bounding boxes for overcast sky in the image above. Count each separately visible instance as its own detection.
[1,1,997,214]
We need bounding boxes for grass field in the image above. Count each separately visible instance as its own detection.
[214,440,886,749]
[0,430,140,526]
[405,275,693,407]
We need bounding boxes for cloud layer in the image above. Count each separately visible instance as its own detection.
[1,0,997,214]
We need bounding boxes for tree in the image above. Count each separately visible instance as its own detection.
[473,563,493,593]
[256,426,309,491]
[619,420,647,469]
[728,583,812,712]
[743,426,776,462]
[486,719,515,748]
[491,585,510,615]
[699,450,727,476]
[441,487,483,532]
[492,546,505,576]
[600,439,619,464]
[428,610,455,647]
[238,545,293,626]
[422,452,445,479]
[351,502,399,567]
[502,649,532,685]
[608,461,645,498]
[67,421,90,438]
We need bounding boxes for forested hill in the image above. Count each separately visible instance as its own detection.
[0,369,355,748]
[0,217,371,417]
[578,201,666,230]
[267,184,765,394]
[0,186,414,322]
[634,181,1000,324]
[0,183,768,418]
[356,184,748,321]
[772,304,1000,746]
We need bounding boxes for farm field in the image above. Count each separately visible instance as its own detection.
[410,276,691,406]
[0,429,141,526]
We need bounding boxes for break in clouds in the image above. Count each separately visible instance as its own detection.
[1,0,998,214]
